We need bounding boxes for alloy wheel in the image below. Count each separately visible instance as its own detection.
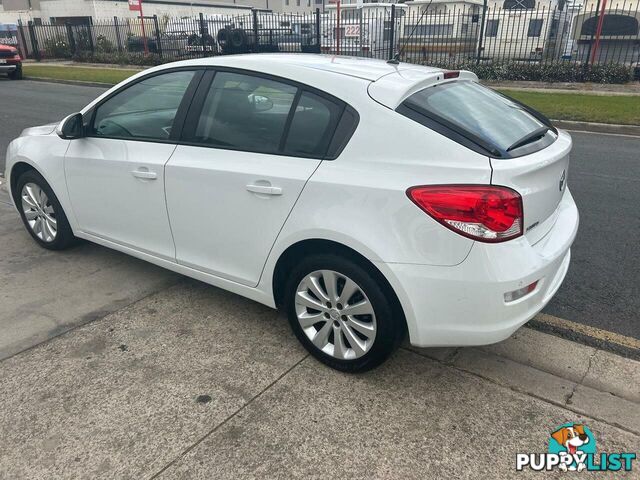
[21,182,57,243]
[295,270,377,360]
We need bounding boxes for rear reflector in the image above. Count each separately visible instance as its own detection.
[443,71,460,79]
[406,185,524,243]
[504,281,538,303]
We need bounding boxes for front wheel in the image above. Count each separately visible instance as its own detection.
[285,254,404,372]
[8,64,23,80]
[15,169,76,250]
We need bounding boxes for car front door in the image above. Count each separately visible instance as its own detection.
[165,69,344,286]
[65,69,201,261]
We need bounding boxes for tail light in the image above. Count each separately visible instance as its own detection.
[406,185,523,243]
[443,71,460,79]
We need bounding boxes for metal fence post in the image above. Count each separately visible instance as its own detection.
[17,19,29,59]
[315,8,321,50]
[27,21,40,61]
[199,12,207,57]
[65,22,76,55]
[252,9,259,52]
[476,0,487,64]
[153,15,163,58]
[86,23,95,54]
[114,16,123,53]
[388,4,396,60]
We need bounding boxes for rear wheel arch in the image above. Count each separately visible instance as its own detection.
[272,239,407,332]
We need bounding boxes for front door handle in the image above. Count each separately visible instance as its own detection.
[132,169,157,180]
[246,184,282,196]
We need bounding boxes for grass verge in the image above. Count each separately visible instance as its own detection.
[21,64,640,125]
[23,65,137,85]
[497,89,640,125]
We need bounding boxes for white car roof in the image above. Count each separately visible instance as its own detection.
[87,54,476,114]
[177,53,446,82]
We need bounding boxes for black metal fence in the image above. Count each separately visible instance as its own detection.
[14,2,640,68]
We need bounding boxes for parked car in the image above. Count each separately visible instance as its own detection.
[0,44,22,79]
[3,54,578,372]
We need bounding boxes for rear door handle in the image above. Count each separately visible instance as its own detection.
[246,184,282,196]
[132,169,157,180]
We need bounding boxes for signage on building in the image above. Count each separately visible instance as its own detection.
[128,0,142,11]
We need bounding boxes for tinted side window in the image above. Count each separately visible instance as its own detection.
[92,71,195,140]
[191,72,297,154]
[283,92,342,157]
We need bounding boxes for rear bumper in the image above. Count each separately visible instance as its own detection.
[379,188,579,347]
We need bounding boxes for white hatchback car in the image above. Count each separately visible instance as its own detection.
[4,54,578,371]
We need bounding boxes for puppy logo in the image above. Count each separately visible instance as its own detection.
[549,423,595,472]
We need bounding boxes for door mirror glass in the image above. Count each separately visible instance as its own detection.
[249,94,274,113]
[57,113,84,139]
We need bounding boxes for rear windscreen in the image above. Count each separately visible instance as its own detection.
[401,81,550,156]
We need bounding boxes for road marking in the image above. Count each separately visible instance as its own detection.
[566,129,640,139]
[535,313,640,351]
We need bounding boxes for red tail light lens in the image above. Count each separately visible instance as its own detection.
[443,71,460,79]
[407,185,523,243]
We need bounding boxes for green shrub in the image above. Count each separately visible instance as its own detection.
[424,60,633,84]
[43,36,71,58]
[74,28,92,51]
[95,35,115,54]
[72,51,164,66]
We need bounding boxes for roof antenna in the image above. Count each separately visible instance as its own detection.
[388,0,434,65]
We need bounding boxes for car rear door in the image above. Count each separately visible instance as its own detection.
[65,69,202,261]
[165,69,344,287]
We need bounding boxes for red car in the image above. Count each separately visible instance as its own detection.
[0,44,22,79]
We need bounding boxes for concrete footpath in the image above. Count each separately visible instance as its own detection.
[0,280,638,479]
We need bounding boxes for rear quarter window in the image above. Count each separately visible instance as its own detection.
[398,80,555,158]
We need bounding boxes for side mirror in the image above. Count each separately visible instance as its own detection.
[56,113,84,139]
[248,94,274,113]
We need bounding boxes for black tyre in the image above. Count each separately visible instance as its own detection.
[285,254,405,372]
[217,28,230,47]
[230,28,246,49]
[8,64,23,80]
[15,169,76,250]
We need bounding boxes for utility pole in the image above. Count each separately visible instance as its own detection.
[129,0,149,55]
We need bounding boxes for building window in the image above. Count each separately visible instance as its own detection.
[461,23,469,34]
[285,0,289,5]
[486,19,499,37]
[296,0,300,5]
[527,19,543,37]
[581,14,639,36]
[503,0,535,9]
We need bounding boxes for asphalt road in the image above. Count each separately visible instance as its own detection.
[1,80,638,341]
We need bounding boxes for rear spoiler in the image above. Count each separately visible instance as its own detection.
[368,68,478,110]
